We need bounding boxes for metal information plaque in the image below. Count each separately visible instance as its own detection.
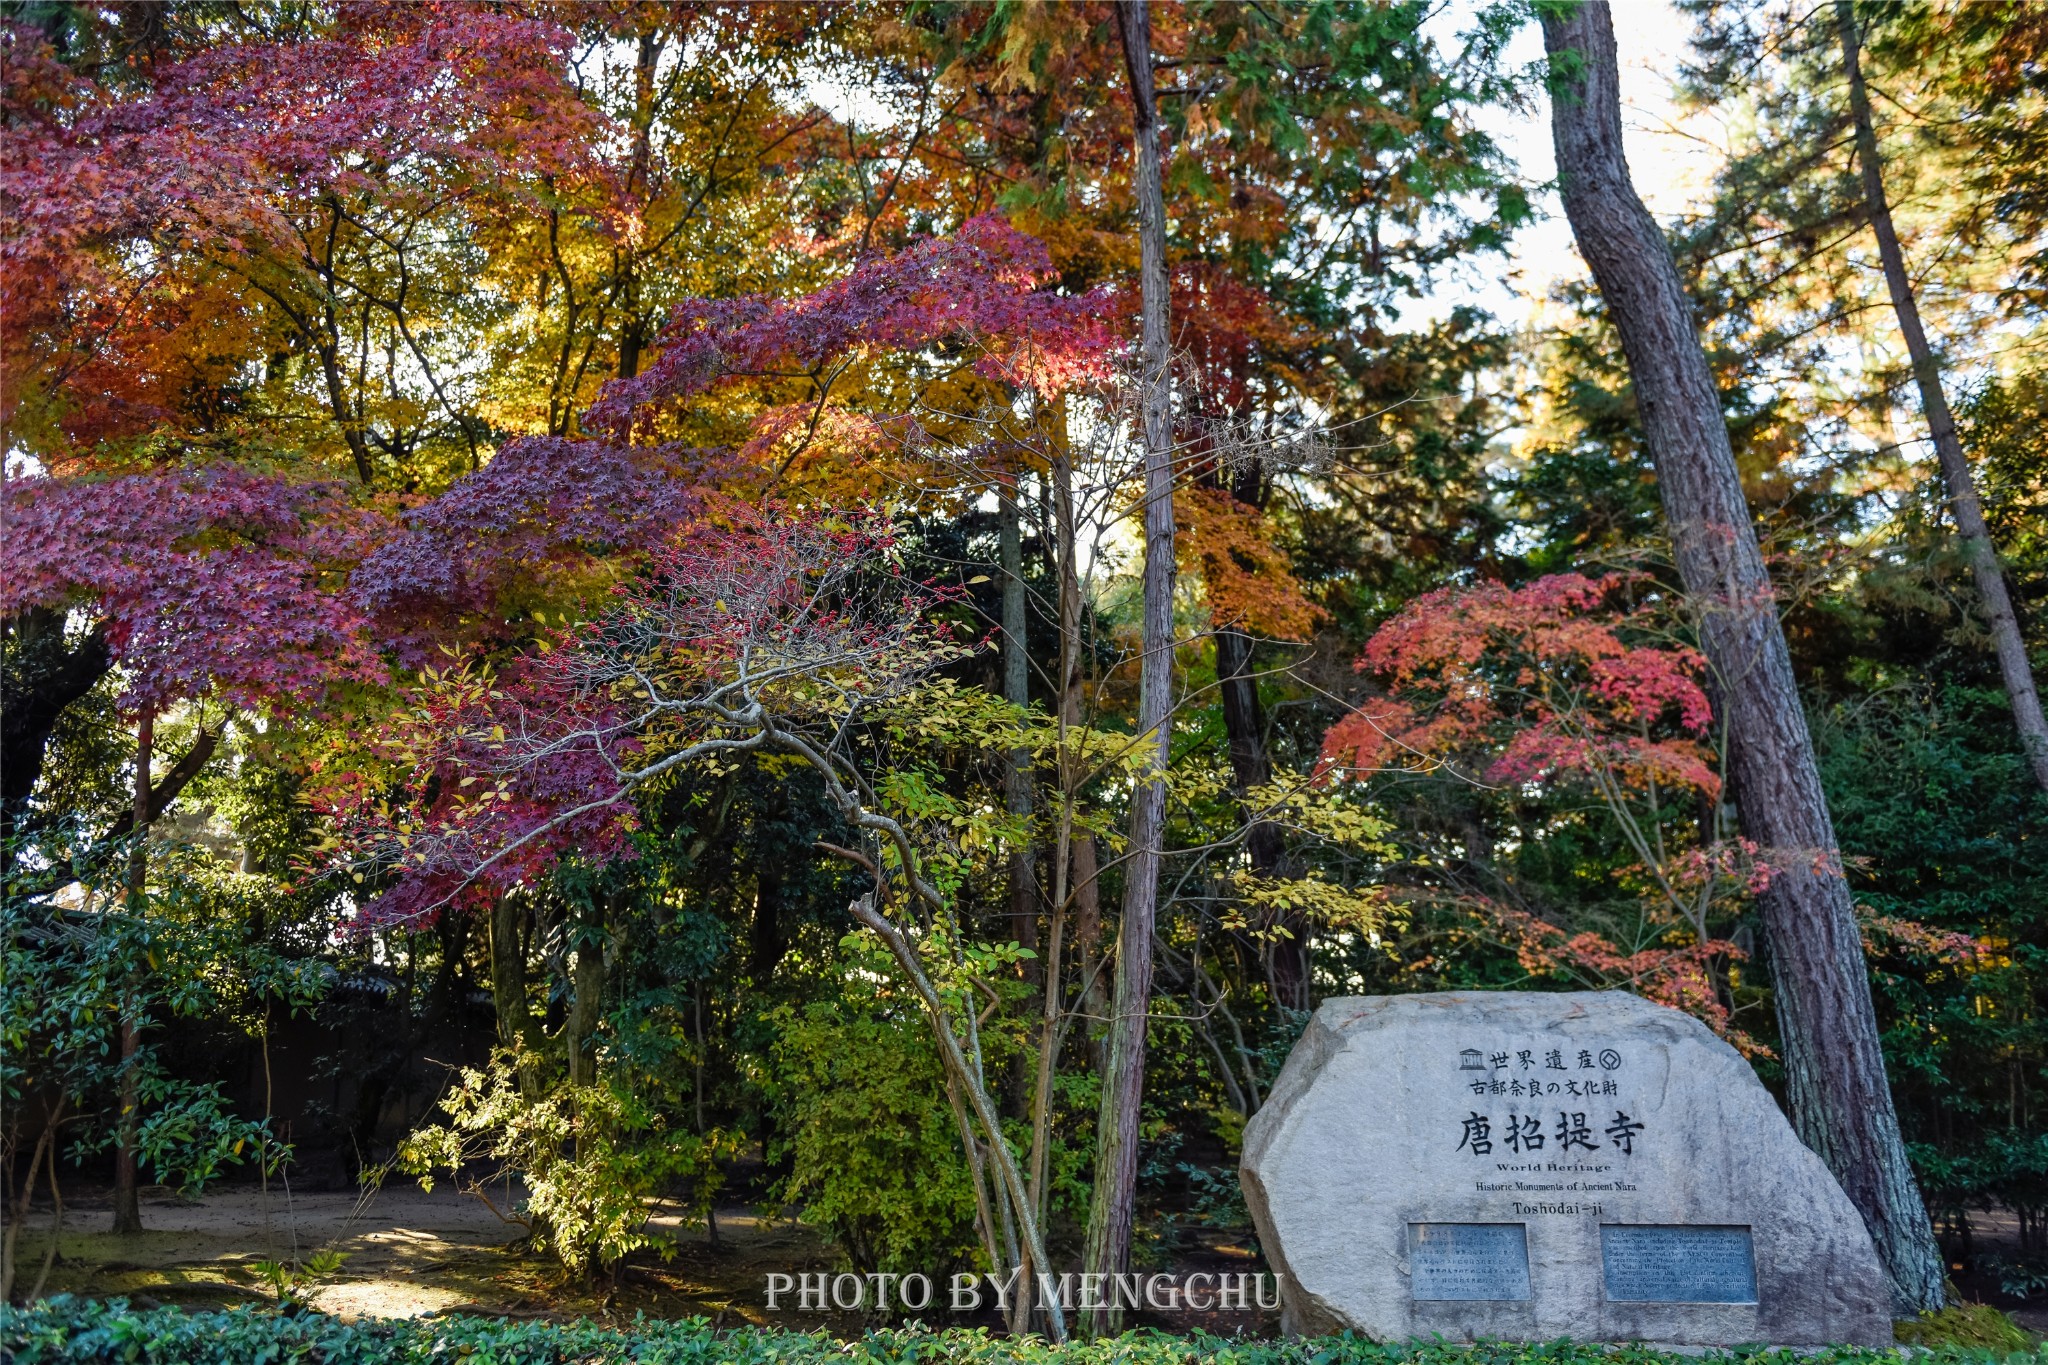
[1409,1222,1533,1301]
[1600,1224,1758,1304]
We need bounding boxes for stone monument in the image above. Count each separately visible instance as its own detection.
[1240,991,1892,1346]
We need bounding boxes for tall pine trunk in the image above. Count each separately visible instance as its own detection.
[1834,0,2048,796]
[1542,0,1944,1313]
[1084,0,1174,1332]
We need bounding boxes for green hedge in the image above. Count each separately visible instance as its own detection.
[0,1298,2035,1365]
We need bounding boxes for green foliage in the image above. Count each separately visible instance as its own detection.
[13,0,2048,1337]
[1815,680,2048,1174]
[764,975,985,1277]
[0,867,312,1195]
[397,1054,738,1277]
[4,1299,2043,1365]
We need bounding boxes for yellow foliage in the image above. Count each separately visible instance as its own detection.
[1175,486,1322,641]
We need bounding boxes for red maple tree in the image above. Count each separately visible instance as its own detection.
[1321,573,1763,1044]
[1,6,598,455]
[1,466,383,714]
[320,504,969,926]
[588,213,1119,446]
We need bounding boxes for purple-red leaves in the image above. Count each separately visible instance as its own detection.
[323,503,969,926]
[352,436,713,630]
[1,466,383,712]
[1,7,597,444]
[588,214,1119,435]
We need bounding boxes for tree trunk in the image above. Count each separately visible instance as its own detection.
[841,888,1065,1341]
[567,918,606,1090]
[1085,0,1174,1332]
[1052,431,1109,1048]
[489,893,541,1096]
[1542,1,1945,1313]
[1,609,110,873]
[1835,0,2048,797]
[28,1127,63,1302]
[1001,476,1041,978]
[750,869,787,982]
[1215,624,1306,1010]
[1002,476,1042,1118]
[615,29,661,384]
[2,1115,54,1301]
[111,712,152,1236]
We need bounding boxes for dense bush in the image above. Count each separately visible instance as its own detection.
[3,1299,2042,1365]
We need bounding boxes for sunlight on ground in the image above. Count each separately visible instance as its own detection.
[13,1184,830,1324]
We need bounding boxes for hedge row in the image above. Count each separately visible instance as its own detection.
[1,1298,2037,1365]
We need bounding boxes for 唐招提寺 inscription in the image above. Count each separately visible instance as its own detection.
[1240,992,1892,1346]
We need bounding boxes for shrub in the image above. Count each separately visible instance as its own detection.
[396,1053,738,1277]
[5,1297,2045,1365]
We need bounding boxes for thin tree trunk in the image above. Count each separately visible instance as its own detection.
[944,1072,1008,1283]
[1215,625,1306,1010]
[1053,408,1109,1051]
[750,867,787,981]
[1085,0,1174,1332]
[112,712,152,1237]
[567,909,607,1175]
[2,1118,54,1301]
[28,1130,63,1302]
[1027,893,1068,1221]
[1835,0,2048,796]
[1002,476,1043,1121]
[692,986,720,1248]
[842,889,1066,1341]
[615,28,661,383]
[1542,0,1945,1313]
[567,919,606,1090]
[1024,777,1071,1334]
[1001,476,1041,978]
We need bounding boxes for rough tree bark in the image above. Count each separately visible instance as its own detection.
[1084,0,1175,1333]
[1541,1,1946,1312]
[1835,0,2048,797]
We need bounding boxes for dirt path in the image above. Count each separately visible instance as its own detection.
[10,1182,829,1325]
[13,1179,1287,1336]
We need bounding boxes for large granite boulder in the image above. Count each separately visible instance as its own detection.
[1240,991,1892,1346]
